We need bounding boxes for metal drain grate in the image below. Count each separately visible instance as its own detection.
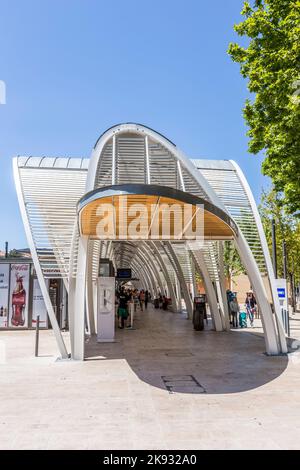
[165,351,193,357]
[161,375,206,394]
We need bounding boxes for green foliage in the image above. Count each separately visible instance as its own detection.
[8,249,20,258]
[228,0,300,214]
[259,186,300,283]
[223,240,246,281]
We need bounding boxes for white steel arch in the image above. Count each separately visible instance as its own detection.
[13,123,287,360]
[70,123,286,358]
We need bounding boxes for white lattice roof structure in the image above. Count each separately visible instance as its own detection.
[14,123,287,360]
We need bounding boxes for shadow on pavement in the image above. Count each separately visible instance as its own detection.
[84,306,288,395]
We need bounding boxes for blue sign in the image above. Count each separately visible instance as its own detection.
[277,288,286,298]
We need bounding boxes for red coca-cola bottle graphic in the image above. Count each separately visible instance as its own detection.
[11,273,26,326]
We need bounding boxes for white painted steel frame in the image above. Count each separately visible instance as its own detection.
[14,123,287,359]
[229,161,287,353]
[70,124,286,357]
[13,158,69,359]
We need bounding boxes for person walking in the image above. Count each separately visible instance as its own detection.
[245,290,257,327]
[133,289,139,313]
[226,289,235,325]
[139,290,145,311]
[117,288,128,329]
[162,295,169,310]
[229,295,240,328]
[145,290,149,309]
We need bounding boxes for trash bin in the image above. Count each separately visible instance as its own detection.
[193,295,207,331]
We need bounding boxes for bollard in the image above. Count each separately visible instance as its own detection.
[281,308,285,332]
[281,308,290,336]
[130,302,134,328]
[35,314,40,357]
[284,309,287,333]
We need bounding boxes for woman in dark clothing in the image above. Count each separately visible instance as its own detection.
[145,290,149,309]
[245,290,257,327]
[162,296,169,310]
[118,289,128,329]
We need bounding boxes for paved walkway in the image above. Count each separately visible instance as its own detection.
[1,305,300,449]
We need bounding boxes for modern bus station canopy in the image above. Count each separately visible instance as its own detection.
[78,184,237,239]
[13,123,287,360]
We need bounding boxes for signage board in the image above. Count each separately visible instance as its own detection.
[97,277,115,342]
[116,268,131,279]
[32,279,48,328]
[275,278,288,311]
[0,264,10,327]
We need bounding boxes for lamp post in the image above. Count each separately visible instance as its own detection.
[271,219,277,278]
[282,240,287,280]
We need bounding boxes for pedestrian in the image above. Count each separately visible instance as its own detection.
[145,290,149,309]
[229,295,240,328]
[133,289,139,313]
[117,288,128,329]
[226,289,235,324]
[162,295,168,310]
[139,290,145,311]
[245,290,257,327]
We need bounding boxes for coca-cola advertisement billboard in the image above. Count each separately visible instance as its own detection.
[9,264,30,328]
[0,264,9,328]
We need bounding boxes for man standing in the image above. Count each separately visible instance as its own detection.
[229,295,240,328]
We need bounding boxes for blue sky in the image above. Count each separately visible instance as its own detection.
[0,0,268,250]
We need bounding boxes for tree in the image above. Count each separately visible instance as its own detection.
[223,241,246,290]
[228,0,300,214]
[259,186,300,305]
[8,249,20,258]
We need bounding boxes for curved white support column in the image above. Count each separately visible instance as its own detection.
[73,236,88,360]
[86,240,96,335]
[132,256,154,295]
[68,276,76,353]
[136,251,157,294]
[215,279,228,331]
[235,232,280,355]
[217,241,231,331]
[139,243,165,296]
[68,223,80,354]
[191,249,223,332]
[174,276,181,310]
[151,242,180,312]
[164,242,193,319]
[230,161,287,353]
[13,158,69,359]
[142,260,157,296]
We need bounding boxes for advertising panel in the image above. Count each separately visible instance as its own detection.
[32,279,48,328]
[0,264,10,328]
[97,277,115,342]
[9,264,30,328]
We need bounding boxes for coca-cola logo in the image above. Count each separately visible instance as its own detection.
[11,265,28,271]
